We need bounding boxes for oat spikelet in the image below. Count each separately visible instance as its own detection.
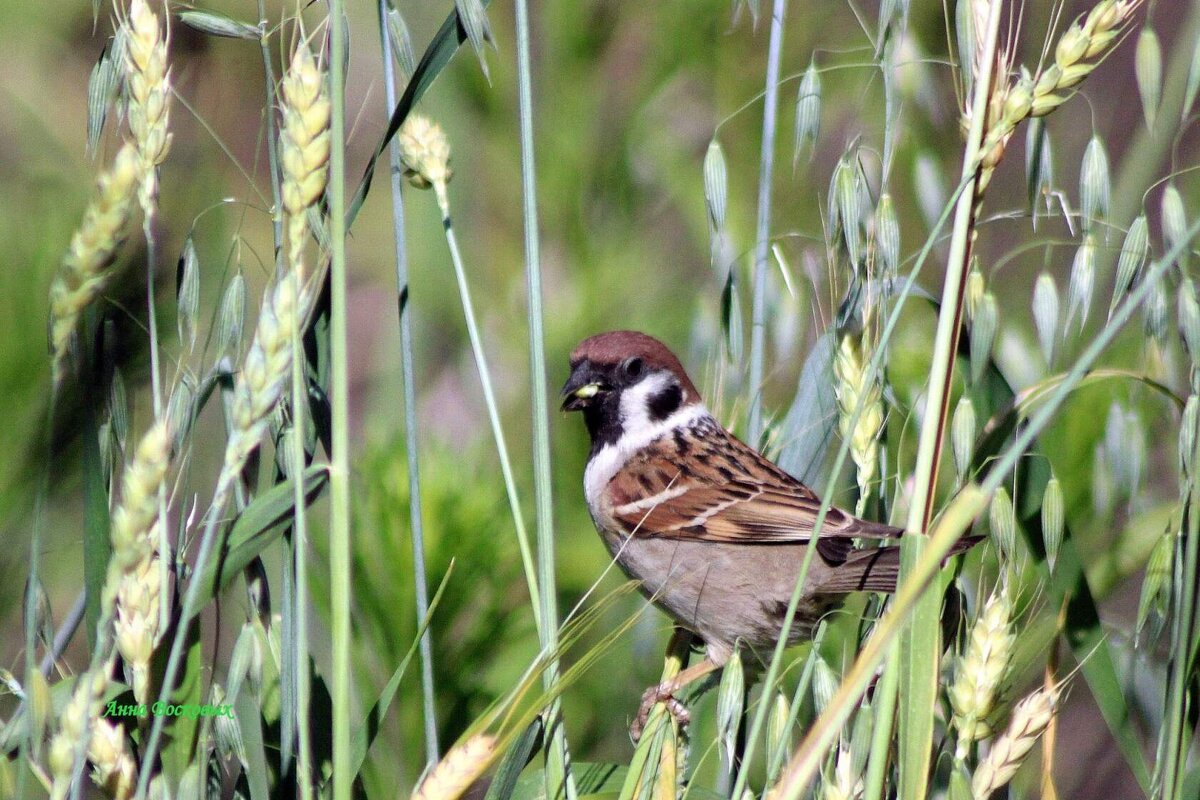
[398,115,453,212]
[279,40,330,273]
[48,143,140,386]
[106,420,172,703]
[411,734,497,800]
[834,320,883,515]
[88,717,137,800]
[123,0,172,213]
[971,688,1059,797]
[950,586,1014,758]
[47,670,108,800]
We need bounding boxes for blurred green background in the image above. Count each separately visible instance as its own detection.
[2,1,1195,796]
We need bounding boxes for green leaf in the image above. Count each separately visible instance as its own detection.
[348,1,493,228]
[156,623,204,788]
[350,563,454,777]
[1184,764,1200,800]
[82,317,111,652]
[188,466,329,618]
[484,719,543,800]
[234,691,270,800]
[511,763,627,800]
[1021,512,1153,792]
[898,534,939,800]
[775,331,837,486]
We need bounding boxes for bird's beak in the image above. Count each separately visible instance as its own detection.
[561,365,604,412]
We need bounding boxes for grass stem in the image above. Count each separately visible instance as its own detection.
[895,4,1001,797]
[512,0,574,795]
[746,0,787,445]
[378,0,440,766]
[438,204,543,633]
[328,1,352,798]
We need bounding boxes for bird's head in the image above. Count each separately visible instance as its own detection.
[561,331,702,447]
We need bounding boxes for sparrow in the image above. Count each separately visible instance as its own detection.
[561,330,977,736]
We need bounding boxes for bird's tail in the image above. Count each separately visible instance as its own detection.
[815,535,982,593]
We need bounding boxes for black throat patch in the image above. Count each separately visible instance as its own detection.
[583,390,625,456]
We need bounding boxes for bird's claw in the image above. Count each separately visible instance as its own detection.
[631,682,690,741]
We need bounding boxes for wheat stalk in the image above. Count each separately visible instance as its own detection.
[280,39,330,274]
[975,0,1140,189]
[87,717,137,800]
[398,115,453,212]
[834,319,883,515]
[48,143,139,387]
[949,586,1014,759]
[122,0,173,214]
[47,670,109,800]
[971,688,1059,797]
[104,420,172,704]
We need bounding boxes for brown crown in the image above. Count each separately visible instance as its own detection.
[569,330,701,402]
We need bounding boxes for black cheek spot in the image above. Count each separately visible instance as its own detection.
[648,383,683,421]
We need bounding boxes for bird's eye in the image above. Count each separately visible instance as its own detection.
[622,357,644,379]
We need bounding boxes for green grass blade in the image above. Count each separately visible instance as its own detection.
[188,466,329,617]
[484,719,544,800]
[234,690,270,800]
[347,1,493,228]
[774,330,836,486]
[155,623,204,786]
[350,561,455,777]
[377,0,440,766]
[82,374,110,652]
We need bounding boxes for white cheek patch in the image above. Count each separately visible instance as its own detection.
[584,376,709,509]
[619,373,672,439]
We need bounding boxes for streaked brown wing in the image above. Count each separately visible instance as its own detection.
[608,428,901,549]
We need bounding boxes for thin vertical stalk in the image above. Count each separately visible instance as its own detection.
[257,4,285,277]
[746,0,787,444]
[437,200,543,633]
[328,1,352,799]
[378,0,440,766]
[896,3,1001,798]
[1161,430,1200,798]
[512,1,573,798]
[290,309,315,800]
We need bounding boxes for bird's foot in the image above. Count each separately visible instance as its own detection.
[631,681,690,741]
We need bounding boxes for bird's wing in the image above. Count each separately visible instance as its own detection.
[606,430,901,554]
